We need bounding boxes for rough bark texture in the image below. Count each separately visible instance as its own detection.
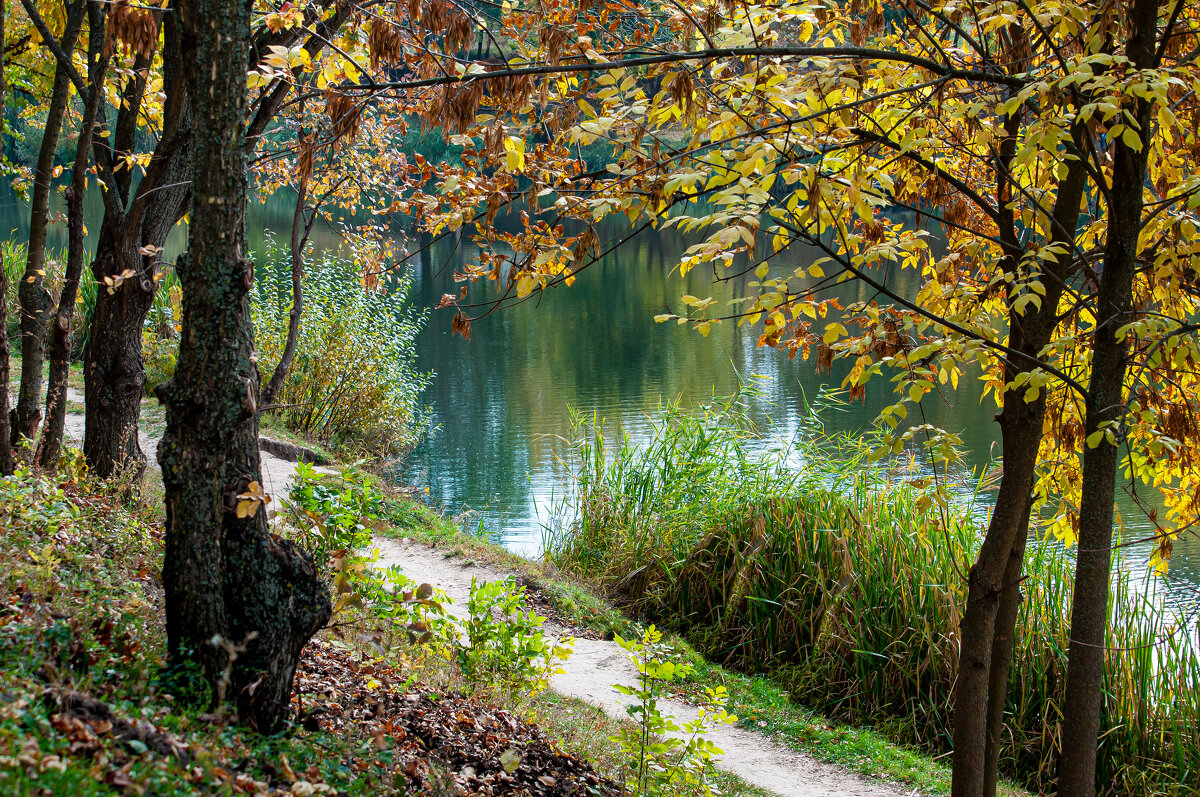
[15,0,86,446]
[38,1,109,471]
[1057,1,1159,792]
[951,117,1090,797]
[159,0,329,732]
[260,180,309,407]
[982,504,1031,797]
[0,0,11,476]
[83,8,186,480]
[0,259,10,474]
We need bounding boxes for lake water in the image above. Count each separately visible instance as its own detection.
[3,186,1198,621]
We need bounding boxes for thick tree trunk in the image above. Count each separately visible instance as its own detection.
[1058,2,1158,792]
[81,9,185,481]
[982,503,1031,796]
[952,401,1044,797]
[159,0,329,732]
[260,181,309,407]
[15,0,86,446]
[38,1,108,471]
[82,235,156,479]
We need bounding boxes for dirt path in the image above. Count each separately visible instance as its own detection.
[374,537,918,797]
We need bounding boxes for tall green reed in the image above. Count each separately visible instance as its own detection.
[547,394,1200,795]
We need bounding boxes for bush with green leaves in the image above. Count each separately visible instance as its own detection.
[252,247,429,455]
[286,462,386,571]
[459,577,573,695]
[286,467,571,694]
[611,625,735,797]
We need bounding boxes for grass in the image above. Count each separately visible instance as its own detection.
[543,392,1200,796]
[0,468,412,796]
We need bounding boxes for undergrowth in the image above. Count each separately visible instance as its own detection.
[0,463,629,796]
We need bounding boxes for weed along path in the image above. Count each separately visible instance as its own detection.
[373,536,916,797]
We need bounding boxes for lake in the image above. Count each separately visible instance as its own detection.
[3,185,1198,622]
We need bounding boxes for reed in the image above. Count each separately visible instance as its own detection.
[546,395,1200,795]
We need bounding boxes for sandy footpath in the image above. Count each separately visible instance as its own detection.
[60,387,329,498]
[375,537,919,797]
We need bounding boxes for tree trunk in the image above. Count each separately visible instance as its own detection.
[158,0,329,732]
[15,0,86,447]
[260,179,309,407]
[1058,2,1158,792]
[982,502,1031,796]
[0,259,10,475]
[81,7,185,481]
[38,1,108,471]
[82,232,157,479]
[0,0,11,476]
[952,116,1090,797]
[951,400,1044,797]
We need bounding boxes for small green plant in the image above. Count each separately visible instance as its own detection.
[287,463,388,570]
[287,467,572,694]
[611,625,735,797]
[459,577,573,695]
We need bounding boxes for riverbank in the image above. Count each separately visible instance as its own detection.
[37,368,982,795]
[543,398,1200,796]
[364,479,1015,797]
[22,374,962,796]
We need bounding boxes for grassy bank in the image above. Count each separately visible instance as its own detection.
[544,394,1200,796]
[355,471,988,796]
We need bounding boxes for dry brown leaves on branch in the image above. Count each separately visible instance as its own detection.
[108,0,161,59]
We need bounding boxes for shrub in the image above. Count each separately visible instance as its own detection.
[286,466,572,695]
[611,625,734,797]
[252,248,429,456]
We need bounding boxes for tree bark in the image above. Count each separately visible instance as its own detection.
[952,116,1090,797]
[260,179,309,407]
[158,0,329,732]
[38,1,109,471]
[982,501,1031,796]
[952,397,1044,797]
[82,6,186,480]
[1057,1,1159,792]
[15,0,86,447]
[78,1,344,480]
